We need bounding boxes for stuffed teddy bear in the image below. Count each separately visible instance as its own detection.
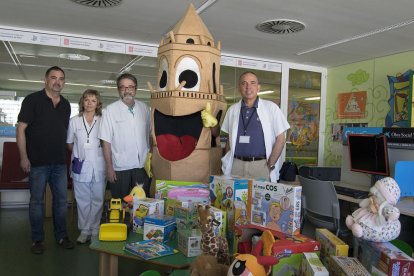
[345,177,401,242]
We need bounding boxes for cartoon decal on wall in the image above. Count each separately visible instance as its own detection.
[337,91,367,119]
[147,4,227,189]
[386,70,411,127]
[287,102,319,150]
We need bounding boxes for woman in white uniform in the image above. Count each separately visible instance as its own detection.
[67,89,106,244]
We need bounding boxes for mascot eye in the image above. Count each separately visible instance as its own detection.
[158,57,168,91]
[175,57,200,91]
[231,260,246,275]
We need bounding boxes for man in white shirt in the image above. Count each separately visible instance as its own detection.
[99,73,151,198]
[221,71,290,182]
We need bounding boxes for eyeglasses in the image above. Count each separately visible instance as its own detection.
[118,85,136,91]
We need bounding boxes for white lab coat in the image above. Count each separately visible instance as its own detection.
[221,99,290,182]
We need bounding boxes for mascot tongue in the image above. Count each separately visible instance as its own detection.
[156,134,197,161]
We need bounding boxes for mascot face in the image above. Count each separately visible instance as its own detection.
[151,5,226,162]
[149,4,226,183]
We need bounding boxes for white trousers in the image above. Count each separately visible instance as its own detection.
[73,174,106,236]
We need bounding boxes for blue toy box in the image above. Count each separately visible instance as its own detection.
[143,214,176,243]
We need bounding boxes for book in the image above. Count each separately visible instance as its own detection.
[123,240,178,260]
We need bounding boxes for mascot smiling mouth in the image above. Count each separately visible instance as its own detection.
[154,109,203,161]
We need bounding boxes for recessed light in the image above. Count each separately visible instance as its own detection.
[59,53,90,61]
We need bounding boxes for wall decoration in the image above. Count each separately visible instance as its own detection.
[337,91,367,119]
[347,69,369,86]
[385,70,411,127]
[287,101,319,151]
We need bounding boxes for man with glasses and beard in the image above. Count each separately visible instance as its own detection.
[99,73,151,199]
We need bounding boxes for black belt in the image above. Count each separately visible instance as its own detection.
[234,155,266,162]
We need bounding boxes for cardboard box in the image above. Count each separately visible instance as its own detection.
[143,214,176,243]
[315,228,349,267]
[271,234,321,276]
[249,180,302,235]
[301,252,329,276]
[330,256,370,276]
[209,175,249,229]
[358,239,414,276]
[208,205,226,238]
[154,180,206,199]
[132,198,164,233]
[174,205,199,231]
[177,229,202,257]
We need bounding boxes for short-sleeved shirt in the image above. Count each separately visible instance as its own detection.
[234,98,266,157]
[99,99,151,171]
[18,89,71,166]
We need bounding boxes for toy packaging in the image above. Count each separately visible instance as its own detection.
[315,228,349,267]
[329,256,370,276]
[177,229,202,257]
[208,205,227,238]
[132,198,164,233]
[248,180,302,235]
[300,252,329,276]
[174,205,199,231]
[154,180,206,199]
[143,214,176,243]
[270,234,321,276]
[209,175,249,228]
[357,239,414,276]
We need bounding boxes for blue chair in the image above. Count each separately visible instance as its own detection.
[394,161,414,198]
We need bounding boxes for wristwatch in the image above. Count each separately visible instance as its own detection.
[269,164,276,171]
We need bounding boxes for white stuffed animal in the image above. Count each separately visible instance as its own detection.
[345,177,401,242]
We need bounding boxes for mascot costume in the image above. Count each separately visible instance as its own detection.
[148,4,227,195]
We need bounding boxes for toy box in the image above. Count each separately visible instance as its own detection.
[234,225,320,276]
[132,198,164,233]
[174,205,199,231]
[155,180,206,199]
[208,205,226,238]
[271,234,321,276]
[143,214,176,243]
[315,228,349,267]
[357,239,414,276]
[248,180,302,235]
[177,229,202,257]
[300,252,329,276]
[209,175,249,228]
[329,256,370,276]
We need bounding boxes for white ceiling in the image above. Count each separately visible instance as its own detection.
[0,0,413,102]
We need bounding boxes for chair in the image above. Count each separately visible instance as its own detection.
[298,166,341,181]
[0,142,29,189]
[299,175,342,236]
[394,161,414,198]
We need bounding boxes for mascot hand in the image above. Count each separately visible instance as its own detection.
[144,152,153,178]
[201,102,218,128]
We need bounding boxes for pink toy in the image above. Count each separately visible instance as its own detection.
[167,187,210,202]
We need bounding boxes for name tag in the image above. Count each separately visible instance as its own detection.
[239,135,250,144]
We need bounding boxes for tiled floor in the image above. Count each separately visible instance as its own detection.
[0,207,163,276]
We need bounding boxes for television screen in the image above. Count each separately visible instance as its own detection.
[347,134,389,176]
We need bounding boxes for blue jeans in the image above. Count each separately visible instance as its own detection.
[29,164,68,242]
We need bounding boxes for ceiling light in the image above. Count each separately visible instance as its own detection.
[99,80,117,85]
[256,20,305,34]
[297,18,414,55]
[70,0,122,8]
[59,53,90,61]
[304,96,320,101]
[196,0,218,14]
[8,79,43,83]
[258,90,274,95]
[3,41,21,66]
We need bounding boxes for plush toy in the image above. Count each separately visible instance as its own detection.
[189,254,228,276]
[227,230,279,276]
[345,177,401,242]
[197,204,230,265]
[123,183,146,204]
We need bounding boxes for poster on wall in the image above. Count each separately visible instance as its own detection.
[337,91,367,119]
[385,70,412,127]
[287,101,319,150]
